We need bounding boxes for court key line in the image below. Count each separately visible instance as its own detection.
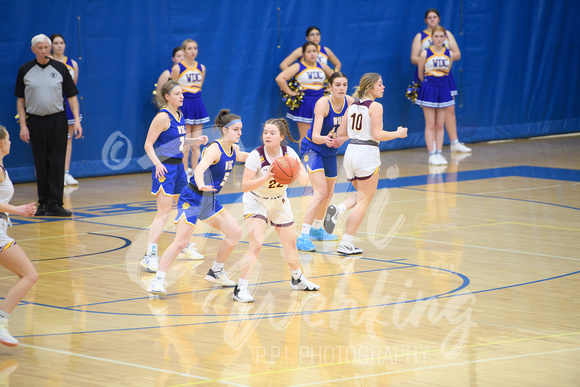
[17,343,249,387]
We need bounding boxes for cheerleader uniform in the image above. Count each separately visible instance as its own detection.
[414,30,457,96]
[150,108,188,196]
[175,140,235,225]
[416,47,455,109]
[300,95,347,179]
[175,61,209,125]
[317,46,329,66]
[243,145,301,227]
[0,167,15,253]
[63,56,83,125]
[286,59,326,124]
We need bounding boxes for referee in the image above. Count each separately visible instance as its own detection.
[15,34,83,217]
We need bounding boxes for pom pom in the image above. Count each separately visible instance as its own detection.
[405,81,421,104]
[281,77,304,110]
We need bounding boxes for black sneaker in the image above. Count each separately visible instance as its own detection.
[46,204,72,217]
[34,203,48,216]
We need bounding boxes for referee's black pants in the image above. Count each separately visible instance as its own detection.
[27,112,68,206]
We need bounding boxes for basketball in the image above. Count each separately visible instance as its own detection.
[271,155,300,185]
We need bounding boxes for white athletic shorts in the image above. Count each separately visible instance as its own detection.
[0,218,15,252]
[343,143,381,181]
[242,191,294,227]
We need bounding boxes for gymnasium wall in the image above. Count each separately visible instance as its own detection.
[1,0,578,183]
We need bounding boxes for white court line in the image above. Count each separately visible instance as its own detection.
[19,343,249,387]
[291,347,580,386]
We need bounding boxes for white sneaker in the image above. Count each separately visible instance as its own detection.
[233,285,254,303]
[147,278,167,296]
[205,268,236,287]
[290,274,320,291]
[64,173,79,186]
[337,243,363,255]
[179,243,204,260]
[141,253,159,273]
[450,142,472,153]
[0,319,18,347]
[436,154,448,165]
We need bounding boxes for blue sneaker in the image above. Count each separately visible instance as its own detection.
[309,227,338,241]
[297,233,316,252]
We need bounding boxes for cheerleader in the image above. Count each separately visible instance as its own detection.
[276,42,334,143]
[297,71,354,252]
[416,26,454,165]
[233,118,318,303]
[148,110,249,296]
[410,9,471,154]
[0,125,38,346]
[324,74,407,255]
[141,80,208,273]
[155,46,185,97]
[50,34,83,186]
[279,26,341,71]
[171,39,210,176]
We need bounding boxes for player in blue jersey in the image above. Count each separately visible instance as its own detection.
[296,72,354,251]
[50,34,83,187]
[155,46,184,97]
[280,26,341,71]
[141,80,208,273]
[416,26,455,166]
[233,118,318,303]
[172,39,210,177]
[148,109,249,296]
[410,9,471,155]
[276,42,334,143]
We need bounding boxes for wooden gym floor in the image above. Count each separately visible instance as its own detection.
[1,134,579,386]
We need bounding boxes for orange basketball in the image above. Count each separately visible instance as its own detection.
[271,155,300,185]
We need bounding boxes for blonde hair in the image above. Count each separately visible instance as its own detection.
[432,25,447,36]
[352,73,381,100]
[155,80,180,108]
[263,118,298,143]
[0,125,7,140]
[181,39,197,51]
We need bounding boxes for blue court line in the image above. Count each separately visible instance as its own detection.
[11,165,580,226]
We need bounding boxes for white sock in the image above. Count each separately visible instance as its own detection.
[65,170,70,175]
[429,150,435,156]
[147,243,158,255]
[451,139,459,145]
[212,261,225,272]
[436,149,442,155]
[238,278,249,289]
[301,224,312,235]
[0,310,9,319]
[336,203,346,217]
[290,268,302,280]
[155,271,166,281]
[341,234,354,246]
[312,219,323,229]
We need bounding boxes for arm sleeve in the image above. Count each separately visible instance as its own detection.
[14,67,26,98]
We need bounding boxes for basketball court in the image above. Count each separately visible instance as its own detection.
[1,134,579,385]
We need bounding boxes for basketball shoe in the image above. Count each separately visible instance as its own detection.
[205,268,236,287]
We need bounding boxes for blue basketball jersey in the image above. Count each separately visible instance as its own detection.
[302,95,347,157]
[193,140,236,194]
[154,108,186,160]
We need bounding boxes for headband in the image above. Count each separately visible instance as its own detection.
[224,119,242,128]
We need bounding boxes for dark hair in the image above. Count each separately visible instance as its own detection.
[49,33,65,44]
[301,41,318,54]
[328,71,347,85]
[305,26,320,37]
[172,46,183,57]
[263,118,297,143]
[214,109,241,134]
[424,8,440,19]
[156,80,180,108]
